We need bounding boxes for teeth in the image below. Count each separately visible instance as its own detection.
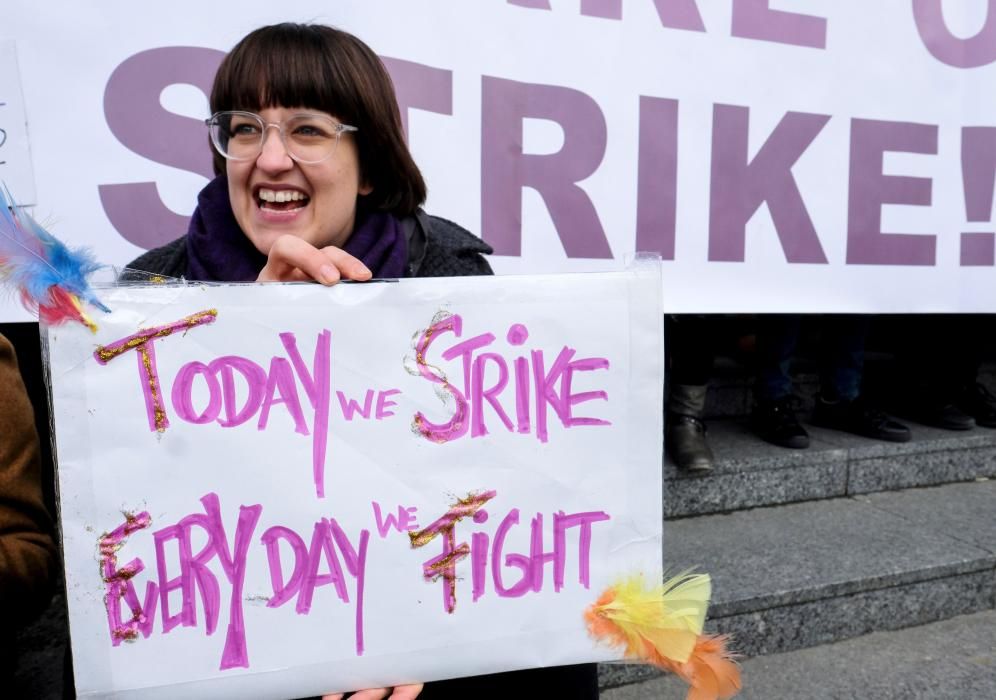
[258,188,307,203]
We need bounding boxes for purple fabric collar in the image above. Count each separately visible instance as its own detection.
[185,176,409,282]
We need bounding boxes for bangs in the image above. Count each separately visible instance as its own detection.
[208,23,426,214]
[211,25,358,122]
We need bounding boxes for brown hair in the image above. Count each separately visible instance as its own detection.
[210,23,426,216]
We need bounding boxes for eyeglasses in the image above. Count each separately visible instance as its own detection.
[205,111,358,164]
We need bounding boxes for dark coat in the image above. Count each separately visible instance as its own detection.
[0,334,55,625]
[123,212,493,280]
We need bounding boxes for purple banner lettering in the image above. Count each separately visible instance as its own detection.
[731,0,827,49]
[708,105,830,263]
[507,0,551,8]
[960,127,996,265]
[481,77,611,258]
[636,97,679,259]
[580,0,705,31]
[846,118,938,266]
[100,47,223,250]
[381,58,454,140]
[912,0,996,68]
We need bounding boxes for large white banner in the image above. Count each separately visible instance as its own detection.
[45,271,664,698]
[5,1,996,317]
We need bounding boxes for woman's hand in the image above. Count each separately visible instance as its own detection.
[257,235,372,285]
[321,683,424,700]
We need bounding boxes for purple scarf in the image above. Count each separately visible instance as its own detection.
[185,176,409,282]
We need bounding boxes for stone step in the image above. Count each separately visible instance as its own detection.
[665,418,996,518]
[601,609,996,699]
[601,479,996,689]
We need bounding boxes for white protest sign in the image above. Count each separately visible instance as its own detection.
[45,270,664,699]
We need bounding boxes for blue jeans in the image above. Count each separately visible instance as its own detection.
[754,315,869,402]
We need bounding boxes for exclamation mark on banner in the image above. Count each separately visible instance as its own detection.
[960,127,996,266]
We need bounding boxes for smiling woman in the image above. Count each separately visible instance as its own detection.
[124,23,490,289]
[121,21,597,700]
[224,103,370,258]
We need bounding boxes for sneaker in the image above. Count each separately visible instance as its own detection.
[811,395,911,442]
[751,397,809,449]
[667,414,714,472]
[958,383,996,428]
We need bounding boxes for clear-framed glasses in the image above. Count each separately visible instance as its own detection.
[205,111,358,164]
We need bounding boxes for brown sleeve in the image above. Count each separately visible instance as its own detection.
[0,333,56,623]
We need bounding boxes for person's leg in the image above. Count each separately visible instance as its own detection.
[666,316,715,471]
[950,314,996,427]
[753,315,800,403]
[751,315,809,448]
[896,315,975,430]
[819,314,868,402]
[811,315,910,442]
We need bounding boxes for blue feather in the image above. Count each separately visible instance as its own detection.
[0,184,110,317]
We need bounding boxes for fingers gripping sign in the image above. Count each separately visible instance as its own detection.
[258,235,373,285]
[322,683,424,700]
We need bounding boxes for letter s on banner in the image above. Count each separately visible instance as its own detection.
[100,47,224,250]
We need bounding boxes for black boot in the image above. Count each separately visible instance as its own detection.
[752,396,810,449]
[811,394,911,442]
[958,383,996,428]
[666,385,714,472]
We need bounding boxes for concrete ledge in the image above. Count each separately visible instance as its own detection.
[603,482,996,691]
[714,570,994,658]
[597,658,664,690]
[664,421,846,517]
[601,609,996,699]
[666,486,995,617]
[665,420,996,518]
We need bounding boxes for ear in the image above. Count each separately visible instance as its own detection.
[358,180,373,196]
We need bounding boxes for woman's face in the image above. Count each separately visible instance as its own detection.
[226,105,371,255]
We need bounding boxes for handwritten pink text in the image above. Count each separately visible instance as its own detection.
[411,314,611,444]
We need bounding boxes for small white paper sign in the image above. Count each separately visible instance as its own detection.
[0,40,37,204]
[46,271,663,699]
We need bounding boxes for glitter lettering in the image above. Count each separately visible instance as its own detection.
[100,511,158,643]
[94,310,218,432]
[411,491,611,612]
[99,489,610,669]
[408,314,611,444]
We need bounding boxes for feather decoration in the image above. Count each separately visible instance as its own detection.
[652,634,742,700]
[0,184,108,332]
[586,571,710,663]
[585,571,741,700]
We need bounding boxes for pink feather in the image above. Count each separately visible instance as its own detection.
[0,184,108,330]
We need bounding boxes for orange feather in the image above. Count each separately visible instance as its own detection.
[652,634,742,700]
[585,573,742,700]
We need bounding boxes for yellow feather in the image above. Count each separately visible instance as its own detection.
[586,571,711,664]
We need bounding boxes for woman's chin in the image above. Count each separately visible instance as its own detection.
[248,227,306,257]
[248,207,313,249]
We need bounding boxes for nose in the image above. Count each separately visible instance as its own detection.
[255,125,293,172]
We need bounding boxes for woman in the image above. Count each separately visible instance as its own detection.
[126,22,598,700]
